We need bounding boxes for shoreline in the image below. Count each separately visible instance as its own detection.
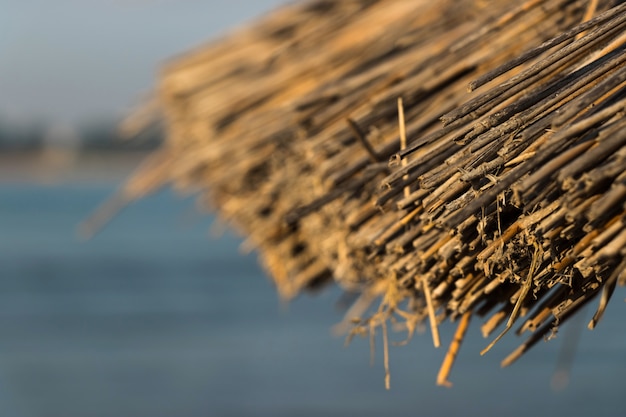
[0,150,151,184]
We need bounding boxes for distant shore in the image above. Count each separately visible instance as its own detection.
[0,150,151,184]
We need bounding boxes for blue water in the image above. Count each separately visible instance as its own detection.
[0,184,625,417]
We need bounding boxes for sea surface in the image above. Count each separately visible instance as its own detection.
[0,183,625,417]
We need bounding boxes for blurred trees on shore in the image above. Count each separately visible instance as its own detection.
[0,118,162,152]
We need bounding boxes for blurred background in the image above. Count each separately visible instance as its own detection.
[1,1,625,416]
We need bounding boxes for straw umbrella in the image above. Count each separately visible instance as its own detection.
[98,0,626,385]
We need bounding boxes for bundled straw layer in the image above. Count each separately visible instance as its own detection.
[107,0,626,384]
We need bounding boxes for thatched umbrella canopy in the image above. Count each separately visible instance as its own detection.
[99,0,626,385]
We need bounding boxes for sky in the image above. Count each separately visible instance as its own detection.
[0,0,288,125]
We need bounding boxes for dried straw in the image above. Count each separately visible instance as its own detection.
[106,0,626,384]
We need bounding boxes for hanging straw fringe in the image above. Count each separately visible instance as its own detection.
[113,0,626,384]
